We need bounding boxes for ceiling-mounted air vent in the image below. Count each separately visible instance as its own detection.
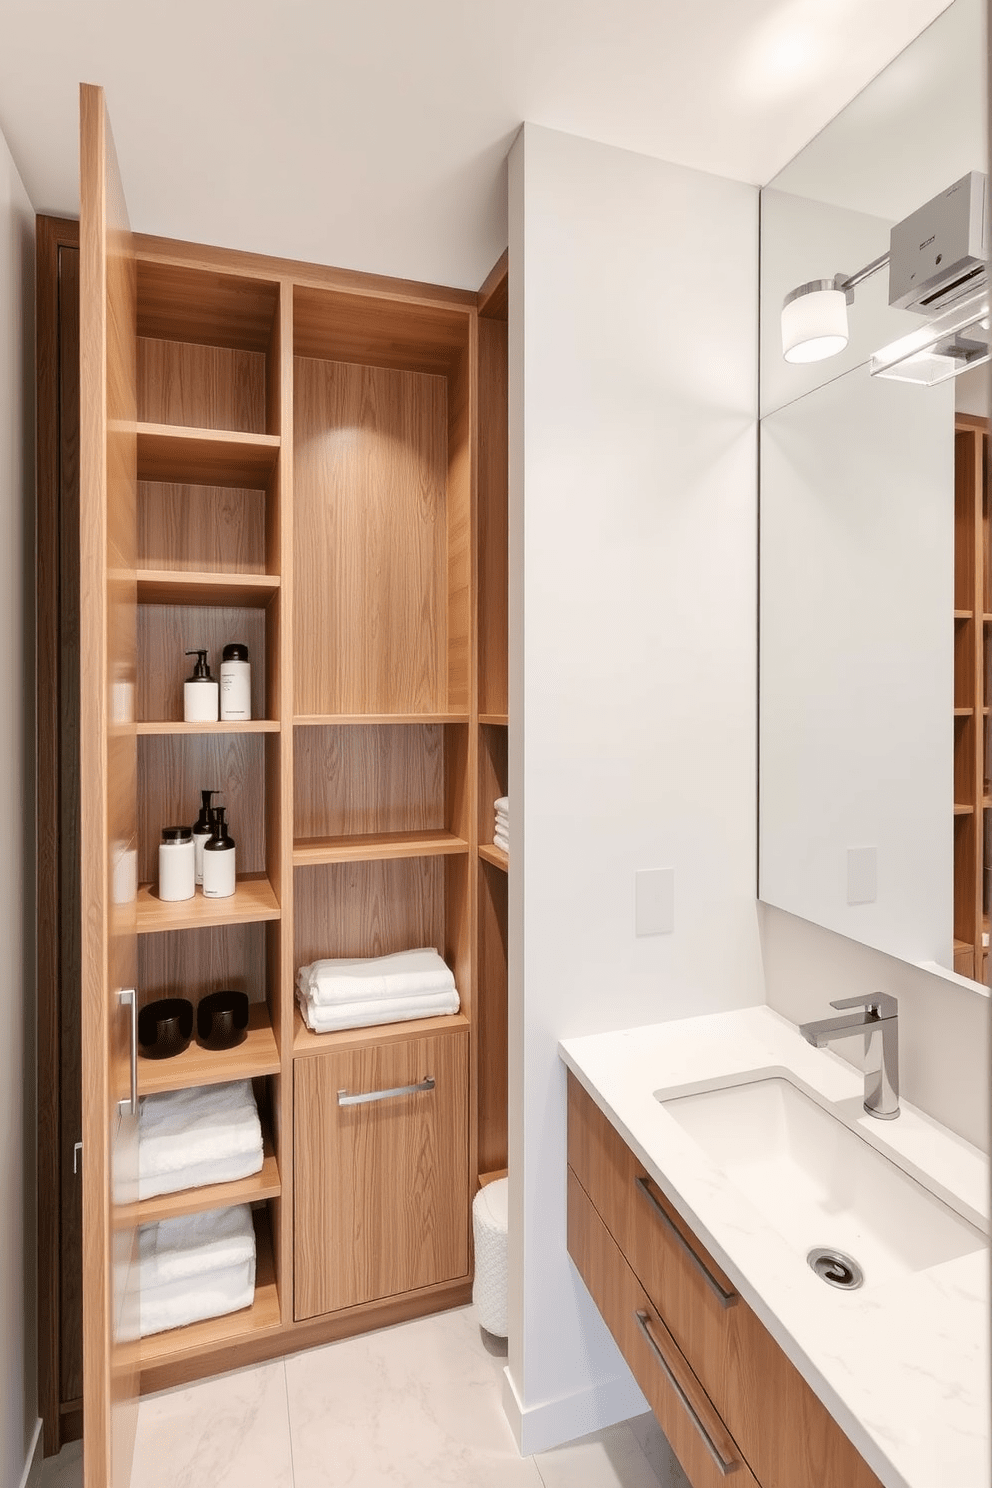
[888,171,987,314]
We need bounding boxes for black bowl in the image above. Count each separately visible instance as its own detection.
[197,990,250,1050]
[138,997,194,1059]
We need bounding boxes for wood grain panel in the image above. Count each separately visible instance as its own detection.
[446,340,473,713]
[137,602,267,722]
[294,1008,469,1056]
[294,724,445,840]
[294,1028,469,1318]
[567,1077,885,1488]
[137,260,279,353]
[293,830,469,866]
[137,338,266,433]
[136,424,279,488]
[476,861,507,1177]
[293,284,470,374]
[138,481,268,573]
[568,1170,759,1488]
[79,80,140,1488]
[477,252,508,321]
[293,357,448,716]
[478,317,508,718]
[137,732,266,882]
[136,874,280,934]
[293,857,445,969]
[137,921,269,1008]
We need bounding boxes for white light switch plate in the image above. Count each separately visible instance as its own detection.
[847,846,877,905]
[636,868,675,936]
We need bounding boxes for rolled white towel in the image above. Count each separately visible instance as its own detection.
[139,1256,256,1337]
[139,1149,265,1202]
[298,947,455,1008]
[137,1204,256,1292]
[296,983,459,1034]
[138,1081,262,1195]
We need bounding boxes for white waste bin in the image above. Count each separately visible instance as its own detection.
[472,1176,508,1337]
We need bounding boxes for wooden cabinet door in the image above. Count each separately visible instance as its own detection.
[79,82,140,1488]
[294,1029,470,1320]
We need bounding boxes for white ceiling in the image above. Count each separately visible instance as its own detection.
[0,0,956,290]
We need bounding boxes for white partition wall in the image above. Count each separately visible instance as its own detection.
[505,123,763,1454]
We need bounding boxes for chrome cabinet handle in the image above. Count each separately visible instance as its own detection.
[634,1310,740,1477]
[337,1076,435,1107]
[635,1176,737,1308]
[118,989,138,1118]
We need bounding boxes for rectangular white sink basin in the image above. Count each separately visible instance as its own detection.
[659,1077,985,1288]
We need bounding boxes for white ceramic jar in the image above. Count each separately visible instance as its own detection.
[158,826,195,901]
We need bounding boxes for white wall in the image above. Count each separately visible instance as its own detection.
[506,123,762,1455]
[760,363,954,968]
[0,126,37,1488]
[760,903,989,1151]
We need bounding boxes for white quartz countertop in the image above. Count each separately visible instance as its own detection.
[559,1006,990,1488]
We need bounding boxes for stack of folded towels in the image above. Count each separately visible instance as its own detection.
[138,1080,264,1200]
[494,796,509,855]
[296,947,460,1034]
[138,1203,256,1337]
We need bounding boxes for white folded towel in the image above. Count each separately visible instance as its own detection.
[137,1204,256,1292]
[494,831,509,854]
[494,797,509,815]
[296,983,460,1034]
[138,1081,262,1198]
[141,1150,265,1201]
[298,948,455,1008]
[139,1257,256,1337]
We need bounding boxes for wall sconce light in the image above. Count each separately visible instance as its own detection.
[781,254,889,364]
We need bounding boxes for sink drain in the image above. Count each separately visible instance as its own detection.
[807,1248,864,1291]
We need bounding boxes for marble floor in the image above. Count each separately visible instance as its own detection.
[39,1305,690,1488]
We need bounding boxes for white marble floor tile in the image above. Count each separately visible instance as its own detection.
[285,1304,543,1488]
[130,1359,294,1488]
[627,1413,691,1488]
[534,1420,668,1488]
[39,1440,82,1488]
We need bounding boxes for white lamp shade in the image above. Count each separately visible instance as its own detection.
[781,286,849,364]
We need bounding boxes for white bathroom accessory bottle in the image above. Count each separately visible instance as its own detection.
[220,643,251,721]
[184,650,219,723]
[158,826,195,902]
[202,807,236,898]
[191,789,217,886]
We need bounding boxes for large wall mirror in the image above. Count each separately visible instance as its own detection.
[759,0,990,986]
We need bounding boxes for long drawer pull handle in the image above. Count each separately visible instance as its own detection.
[118,989,138,1119]
[337,1076,436,1107]
[634,1309,740,1477]
[635,1176,737,1308]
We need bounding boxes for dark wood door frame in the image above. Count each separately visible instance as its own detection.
[36,213,83,1457]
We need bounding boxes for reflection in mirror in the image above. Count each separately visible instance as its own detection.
[758,0,989,985]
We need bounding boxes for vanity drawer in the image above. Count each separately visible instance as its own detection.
[567,1074,884,1488]
[568,1167,760,1488]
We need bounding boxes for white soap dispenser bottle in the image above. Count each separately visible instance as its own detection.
[184,649,219,723]
[191,789,217,886]
[202,806,236,898]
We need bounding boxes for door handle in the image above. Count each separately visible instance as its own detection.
[635,1176,737,1307]
[337,1076,435,1107]
[118,989,138,1118]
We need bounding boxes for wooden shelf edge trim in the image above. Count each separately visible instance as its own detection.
[479,713,509,726]
[293,830,470,866]
[136,875,281,934]
[137,1003,279,1096]
[136,719,280,735]
[293,713,470,727]
[293,1008,470,1057]
[478,844,508,872]
[136,421,281,452]
[116,1135,280,1228]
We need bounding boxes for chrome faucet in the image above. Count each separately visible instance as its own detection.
[798,993,899,1120]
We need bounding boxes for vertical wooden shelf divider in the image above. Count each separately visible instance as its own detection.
[953,412,988,982]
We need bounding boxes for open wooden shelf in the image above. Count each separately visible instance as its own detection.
[479,714,508,726]
[293,1007,469,1057]
[116,1132,280,1228]
[954,803,975,816]
[954,707,974,718]
[294,713,469,727]
[136,570,279,607]
[136,875,280,935]
[136,422,280,487]
[138,1002,279,1096]
[135,1206,281,1370]
[478,844,508,872]
[293,829,469,867]
[477,1168,508,1190]
[136,719,280,736]
[955,609,973,620]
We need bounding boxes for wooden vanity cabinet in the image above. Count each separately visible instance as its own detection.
[566,1074,884,1488]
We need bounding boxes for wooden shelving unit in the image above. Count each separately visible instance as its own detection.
[952,413,989,982]
[78,101,511,1426]
[478,844,508,872]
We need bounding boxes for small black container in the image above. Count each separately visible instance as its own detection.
[197,990,250,1050]
[138,997,194,1059]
